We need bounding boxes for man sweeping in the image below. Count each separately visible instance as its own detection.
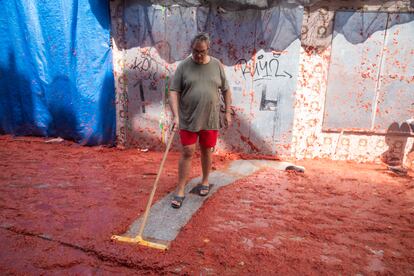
[169,32,232,208]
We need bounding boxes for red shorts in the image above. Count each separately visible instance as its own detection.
[179,130,218,148]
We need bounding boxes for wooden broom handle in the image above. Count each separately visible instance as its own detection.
[138,128,176,237]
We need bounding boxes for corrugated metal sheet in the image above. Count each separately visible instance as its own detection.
[323,11,414,133]
[323,11,387,129]
[374,13,414,130]
[149,0,317,10]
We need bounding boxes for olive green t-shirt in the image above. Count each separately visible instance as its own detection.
[170,56,229,132]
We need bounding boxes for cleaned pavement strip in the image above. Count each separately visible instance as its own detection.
[118,159,304,243]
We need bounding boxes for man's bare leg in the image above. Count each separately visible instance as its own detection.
[200,145,212,195]
[172,144,195,205]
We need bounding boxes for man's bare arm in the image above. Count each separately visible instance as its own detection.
[223,89,232,128]
[169,90,180,131]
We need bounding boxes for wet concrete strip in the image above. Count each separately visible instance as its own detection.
[119,160,303,243]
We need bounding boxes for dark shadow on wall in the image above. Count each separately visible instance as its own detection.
[198,4,303,65]
[128,0,413,10]
[111,1,304,65]
[0,52,44,137]
[381,121,413,167]
[302,2,414,49]
[112,0,414,62]
[112,0,195,62]
[332,11,413,45]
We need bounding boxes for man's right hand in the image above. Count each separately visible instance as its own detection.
[171,117,179,132]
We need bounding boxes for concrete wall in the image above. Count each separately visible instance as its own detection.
[110,1,304,155]
[110,0,414,167]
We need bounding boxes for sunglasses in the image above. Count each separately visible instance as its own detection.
[192,48,209,56]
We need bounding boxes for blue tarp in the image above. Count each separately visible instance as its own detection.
[0,0,115,145]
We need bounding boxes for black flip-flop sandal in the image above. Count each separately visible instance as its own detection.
[171,195,185,209]
[199,185,210,196]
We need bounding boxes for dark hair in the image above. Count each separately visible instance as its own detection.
[191,32,210,47]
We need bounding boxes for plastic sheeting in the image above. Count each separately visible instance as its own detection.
[0,0,115,145]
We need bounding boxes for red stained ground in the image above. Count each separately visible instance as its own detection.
[0,135,413,275]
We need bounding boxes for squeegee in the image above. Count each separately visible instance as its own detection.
[111,129,176,250]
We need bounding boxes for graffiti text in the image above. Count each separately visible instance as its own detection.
[236,53,292,81]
